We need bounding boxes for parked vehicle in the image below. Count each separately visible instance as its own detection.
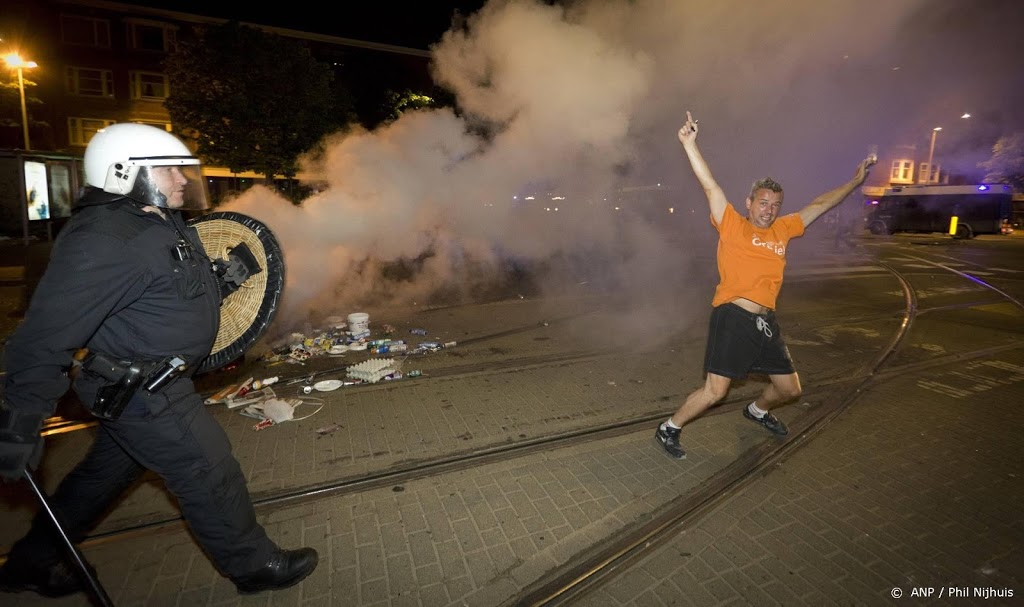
[865,184,1014,239]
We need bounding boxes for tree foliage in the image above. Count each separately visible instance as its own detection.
[164,22,353,180]
[379,89,439,124]
[978,132,1024,192]
[0,75,43,127]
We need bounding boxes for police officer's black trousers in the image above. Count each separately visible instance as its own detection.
[7,389,274,578]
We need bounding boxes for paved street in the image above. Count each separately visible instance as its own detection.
[0,233,1021,606]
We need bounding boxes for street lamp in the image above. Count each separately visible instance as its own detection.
[3,52,38,151]
[925,114,971,185]
[926,127,942,184]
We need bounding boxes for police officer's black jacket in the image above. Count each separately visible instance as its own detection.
[3,188,221,418]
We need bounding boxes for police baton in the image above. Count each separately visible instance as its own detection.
[23,469,114,607]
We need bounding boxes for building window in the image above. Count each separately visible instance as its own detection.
[66,67,115,97]
[918,162,940,184]
[890,159,913,184]
[129,71,169,100]
[60,15,111,48]
[132,120,172,132]
[127,20,177,52]
[68,117,115,146]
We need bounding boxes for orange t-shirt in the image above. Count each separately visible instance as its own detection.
[710,204,805,310]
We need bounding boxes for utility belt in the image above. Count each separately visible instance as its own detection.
[77,351,189,420]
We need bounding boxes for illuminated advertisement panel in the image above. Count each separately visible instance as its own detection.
[24,160,50,220]
[48,163,73,218]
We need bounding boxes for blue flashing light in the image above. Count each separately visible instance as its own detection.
[977,185,989,191]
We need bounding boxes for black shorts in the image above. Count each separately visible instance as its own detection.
[703,303,795,379]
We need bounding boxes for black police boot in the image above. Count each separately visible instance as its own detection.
[233,547,318,594]
[0,558,89,598]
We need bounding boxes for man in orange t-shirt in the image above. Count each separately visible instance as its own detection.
[655,111,875,460]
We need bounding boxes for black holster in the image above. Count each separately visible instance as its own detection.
[80,353,187,420]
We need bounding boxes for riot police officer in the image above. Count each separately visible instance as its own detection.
[0,124,317,597]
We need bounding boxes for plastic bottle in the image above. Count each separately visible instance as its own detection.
[253,376,279,390]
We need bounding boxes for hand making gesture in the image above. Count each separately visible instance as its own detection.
[852,155,876,184]
[678,111,699,145]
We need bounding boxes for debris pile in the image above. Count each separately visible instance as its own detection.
[260,316,454,365]
[346,357,402,384]
[203,313,456,430]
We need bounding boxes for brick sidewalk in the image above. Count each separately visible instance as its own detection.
[590,349,1024,606]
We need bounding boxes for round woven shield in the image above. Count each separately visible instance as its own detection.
[188,211,285,373]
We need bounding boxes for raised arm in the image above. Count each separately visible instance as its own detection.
[797,156,876,228]
[678,111,729,225]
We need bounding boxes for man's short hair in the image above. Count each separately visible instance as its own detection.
[750,177,783,200]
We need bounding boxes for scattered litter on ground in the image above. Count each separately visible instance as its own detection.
[313,379,342,391]
[242,396,325,429]
[347,358,402,384]
[226,387,277,410]
[203,313,452,421]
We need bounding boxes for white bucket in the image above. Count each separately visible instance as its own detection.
[347,312,369,334]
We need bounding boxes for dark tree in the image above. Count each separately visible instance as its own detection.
[164,21,354,182]
[979,132,1024,192]
[0,73,48,149]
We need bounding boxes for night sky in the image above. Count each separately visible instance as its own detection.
[122,1,490,49]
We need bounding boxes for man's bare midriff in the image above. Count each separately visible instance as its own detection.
[731,297,771,315]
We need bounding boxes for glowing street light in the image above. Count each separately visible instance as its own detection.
[925,113,971,184]
[3,52,38,151]
[926,127,942,183]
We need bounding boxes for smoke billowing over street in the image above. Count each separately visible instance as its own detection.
[217,0,1024,339]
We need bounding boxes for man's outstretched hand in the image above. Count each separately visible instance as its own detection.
[854,155,877,183]
[678,110,699,145]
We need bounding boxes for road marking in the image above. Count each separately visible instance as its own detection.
[917,359,1024,399]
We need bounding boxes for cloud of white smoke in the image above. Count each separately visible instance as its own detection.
[220,0,1022,341]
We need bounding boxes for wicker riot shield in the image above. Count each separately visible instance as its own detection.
[188,211,285,373]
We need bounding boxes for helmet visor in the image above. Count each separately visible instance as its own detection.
[127,163,211,211]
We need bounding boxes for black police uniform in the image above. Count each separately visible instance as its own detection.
[2,189,276,578]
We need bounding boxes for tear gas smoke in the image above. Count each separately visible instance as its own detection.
[218,0,1023,342]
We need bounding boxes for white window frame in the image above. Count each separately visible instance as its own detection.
[65,66,115,98]
[917,162,940,184]
[890,159,914,184]
[60,15,111,48]
[126,19,177,52]
[68,117,115,147]
[129,71,170,100]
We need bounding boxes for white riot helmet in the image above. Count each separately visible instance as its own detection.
[83,123,211,210]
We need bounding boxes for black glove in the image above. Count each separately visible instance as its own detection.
[0,405,45,482]
[212,242,263,299]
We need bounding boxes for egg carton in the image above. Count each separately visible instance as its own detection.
[346,357,402,384]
